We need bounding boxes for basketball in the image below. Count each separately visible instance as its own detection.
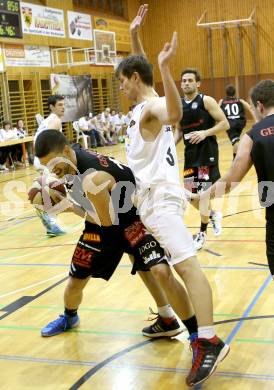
[28,175,67,206]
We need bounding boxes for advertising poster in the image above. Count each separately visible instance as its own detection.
[4,44,51,67]
[20,2,65,37]
[68,11,92,41]
[50,74,93,122]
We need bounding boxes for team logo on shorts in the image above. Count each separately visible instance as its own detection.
[83,233,101,242]
[191,102,198,109]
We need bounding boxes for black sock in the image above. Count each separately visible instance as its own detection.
[200,222,208,233]
[65,308,78,317]
[182,315,198,336]
[233,153,236,160]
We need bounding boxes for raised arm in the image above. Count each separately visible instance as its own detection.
[144,32,182,130]
[130,4,148,56]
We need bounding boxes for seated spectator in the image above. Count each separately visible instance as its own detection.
[89,114,105,146]
[16,119,34,164]
[101,107,115,144]
[16,119,26,138]
[0,121,18,169]
[0,121,18,141]
[124,110,133,127]
[78,114,96,148]
[0,129,9,171]
[110,109,116,119]
[113,111,127,141]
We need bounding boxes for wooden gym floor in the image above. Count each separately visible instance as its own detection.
[0,130,273,389]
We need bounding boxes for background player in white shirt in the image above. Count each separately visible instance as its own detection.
[34,95,66,237]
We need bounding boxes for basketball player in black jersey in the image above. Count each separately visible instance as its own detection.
[175,69,229,250]
[219,84,256,159]
[200,79,274,277]
[35,130,199,341]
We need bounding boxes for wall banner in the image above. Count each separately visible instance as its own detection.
[4,44,51,67]
[20,2,65,37]
[50,74,93,123]
[68,11,93,41]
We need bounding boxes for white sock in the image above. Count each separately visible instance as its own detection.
[158,304,175,318]
[198,326,215,339]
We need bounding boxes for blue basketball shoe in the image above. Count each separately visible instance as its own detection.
[41,314,80,337]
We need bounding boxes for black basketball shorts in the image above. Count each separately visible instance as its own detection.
[226,119,246,145]
[183,165,221,194]
[69,220,168,281]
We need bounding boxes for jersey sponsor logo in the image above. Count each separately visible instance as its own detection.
[183,167,194,177]
[182,119,204,130]
[260,127,274,137]
[165,126,172,132]
[139,240,157,255]
[198,166,210,181]
[129,120,136,127]
[191,102,198,109]
[83,233,101,242]
[143,250,162,265]
[124,220,146,247]
[72,246,93,268]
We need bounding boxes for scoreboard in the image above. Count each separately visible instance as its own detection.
[0,0,22,38]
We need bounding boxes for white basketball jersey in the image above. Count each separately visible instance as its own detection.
[34,113,62,143]
[126,99,181,192]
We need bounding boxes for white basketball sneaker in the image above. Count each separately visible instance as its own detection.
[210,211,222,236]
[193,231,207,250]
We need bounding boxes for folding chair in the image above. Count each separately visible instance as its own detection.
[72,121,89,149]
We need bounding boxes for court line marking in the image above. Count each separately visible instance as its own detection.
[225,274,272,344]
[0,239,265,254]
[0,353,274,382]
[69,340,155,390]
[68,273,272,388]
[0,272,67,299]
[1,314,274,336]
[223,207,263,218]
[248,262,268,267]
[0,243,76,251]
[204,248,222,256]
[0,262,268,271]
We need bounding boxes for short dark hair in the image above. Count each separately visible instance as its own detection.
[35,130,69,158]
[115,55,153,86]
[3,120,11,127]
[181,68,201,82]
[226,85,236,97]
[48,94,65,109]
[250,80,274,109]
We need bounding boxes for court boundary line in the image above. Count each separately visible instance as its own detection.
[225,274,272,344]
[69,339,155,390]
[1,353,274,382]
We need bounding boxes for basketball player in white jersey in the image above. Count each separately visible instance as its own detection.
[34,95,66,236]
[116,4,230,387]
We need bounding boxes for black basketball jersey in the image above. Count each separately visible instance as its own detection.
[248,114,274,208]
[180,94,218,167]
[220,97,246,122]
[69,148,137,228]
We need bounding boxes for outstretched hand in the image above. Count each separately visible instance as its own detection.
[130,4,148,33]
[158,32,178,68]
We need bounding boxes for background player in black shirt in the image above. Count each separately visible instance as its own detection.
[219,84,256,159]
[35,130,199,342]
[176,69,229,250]
[199,80,274,277]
